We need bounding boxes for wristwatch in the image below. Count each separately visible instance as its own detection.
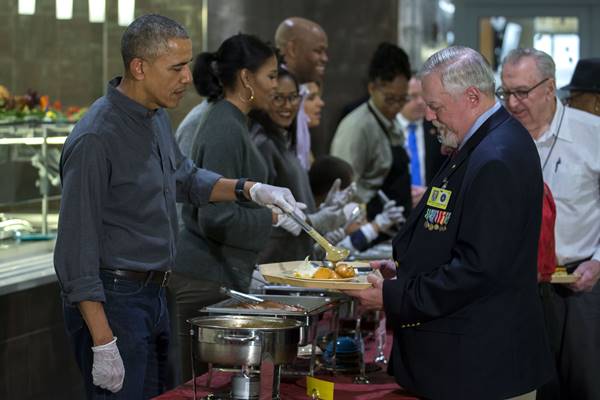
[235,178,250,202]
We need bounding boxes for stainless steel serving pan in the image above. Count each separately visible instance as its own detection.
[202,294,341,345]
[188,315,302,366]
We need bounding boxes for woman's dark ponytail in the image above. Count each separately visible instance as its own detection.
[192,34,274,103]
[193,52,224,101]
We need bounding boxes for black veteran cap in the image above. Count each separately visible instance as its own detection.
[561,58,600,93]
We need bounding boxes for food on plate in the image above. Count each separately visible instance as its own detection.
[293,257,318,278]
[312,267,333,279]
[334,263,356,278]
[290,258,355,280]
[553,267,567,275]
[312,267,342,279]
[235,300,305,312]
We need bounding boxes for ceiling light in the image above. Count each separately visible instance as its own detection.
[88,0,105,23]
[56,0,73,20]
[118,0,135,27]
[18,0,36,15]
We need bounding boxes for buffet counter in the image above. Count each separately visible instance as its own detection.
[154,332,418,400]
[0,238,57,295]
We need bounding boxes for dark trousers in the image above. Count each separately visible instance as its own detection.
[63,270,170,400]
[166,274,228,387]
[537,282,600,400]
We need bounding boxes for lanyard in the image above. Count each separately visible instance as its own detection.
[541,106,566,173]
[367,103,393,142]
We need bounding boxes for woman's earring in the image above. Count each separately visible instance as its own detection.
[238,85,255,103]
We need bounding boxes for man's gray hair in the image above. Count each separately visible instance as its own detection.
[121,14,189,71]
[501,48,556,80]
[419,46,495,96]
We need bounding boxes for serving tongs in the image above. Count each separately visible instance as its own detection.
[220,287,264,305]
[284,209,350,263]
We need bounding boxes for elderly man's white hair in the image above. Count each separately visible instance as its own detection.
[501,48,556,80]
[419,46,495,97]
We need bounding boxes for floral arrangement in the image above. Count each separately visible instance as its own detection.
[0,85,87,124]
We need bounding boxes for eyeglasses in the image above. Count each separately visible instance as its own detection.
[382,94,411,106]
[373,85,410,106]
[495,78,549,101]
[271,93,301,107]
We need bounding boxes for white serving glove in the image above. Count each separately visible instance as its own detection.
[307,205,347,234]
[373,200,405,231]
[91,337,125,393]
[249,183,297,213]
[324,227,347,245]
[274,213,305,236]
[321,179,357,209]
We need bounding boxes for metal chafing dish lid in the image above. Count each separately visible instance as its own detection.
[188,315,303,330]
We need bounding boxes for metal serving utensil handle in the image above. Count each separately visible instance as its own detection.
[220,334,259,343]
[220,287,264,304]
[285,209,314,233]
[283,209,349,262]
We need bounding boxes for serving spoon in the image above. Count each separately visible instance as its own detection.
[284,209,350,263]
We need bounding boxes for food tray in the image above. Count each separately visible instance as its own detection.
[259,260,372,290]
[550,273,579,284]
[202,294,339,317]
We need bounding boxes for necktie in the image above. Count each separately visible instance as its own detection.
[407,123,422,186]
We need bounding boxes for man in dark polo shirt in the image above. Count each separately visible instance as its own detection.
[54,14,299,399]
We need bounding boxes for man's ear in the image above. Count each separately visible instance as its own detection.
[367,81,376,97]
[465,86,480,108]
[546,78,557,97]
[129,58,145,80]
[286,39,298,60]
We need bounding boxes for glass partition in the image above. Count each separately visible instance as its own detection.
[479,16,579,88]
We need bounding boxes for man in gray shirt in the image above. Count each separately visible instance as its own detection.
[54,14,298,399]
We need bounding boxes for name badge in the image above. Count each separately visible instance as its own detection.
[427,187,452,210]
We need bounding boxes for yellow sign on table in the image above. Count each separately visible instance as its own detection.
[306,376,334,400]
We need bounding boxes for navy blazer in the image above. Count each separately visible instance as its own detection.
[383,106,554,399]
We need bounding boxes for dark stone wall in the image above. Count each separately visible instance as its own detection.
[0,0,205,130]
[205,0,399,156]
[1,0,398,156]
[0,282,85,399]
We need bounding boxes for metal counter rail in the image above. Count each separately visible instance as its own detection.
[0,241,57,295]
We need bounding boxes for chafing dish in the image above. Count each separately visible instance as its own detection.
[188,315,302,400]
[203,294,340,346]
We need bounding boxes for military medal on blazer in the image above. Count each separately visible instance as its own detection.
[424,186,452,231]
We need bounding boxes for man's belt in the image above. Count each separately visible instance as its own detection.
[558,256,593,273]
[101,268,171,287]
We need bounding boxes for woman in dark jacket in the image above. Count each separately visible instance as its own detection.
[250,68,347,263]
[170,34,302,383]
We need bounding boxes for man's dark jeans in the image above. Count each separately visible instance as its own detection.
[63,270,170,399]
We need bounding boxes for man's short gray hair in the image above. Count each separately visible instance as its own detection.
[501,48,556,80]
[419,46,495,96]
[121,14,189,71]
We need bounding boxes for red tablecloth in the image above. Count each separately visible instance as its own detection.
[154,331,419,400]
